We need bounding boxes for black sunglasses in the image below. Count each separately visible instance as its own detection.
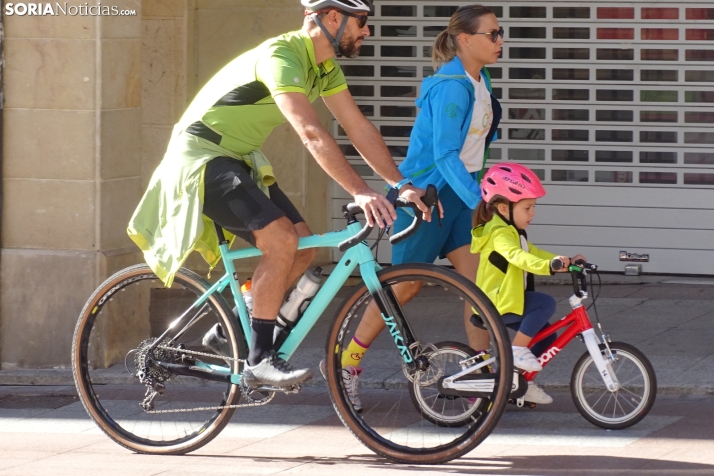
[474,26,505,43]
[343,12,369,28]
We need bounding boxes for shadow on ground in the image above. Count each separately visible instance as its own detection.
[184,453,714,475]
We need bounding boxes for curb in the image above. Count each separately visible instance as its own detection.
[0,370,711,397]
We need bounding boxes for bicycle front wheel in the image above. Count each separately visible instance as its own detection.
[571,342,657,430]
[324,264,511,464]
[72,264,246,454]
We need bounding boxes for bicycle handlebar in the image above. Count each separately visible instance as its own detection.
[550,258,599,297]
[337,214,374,252]
[389,185,439,245]
[551,258,598,272]
[337,185,439,252]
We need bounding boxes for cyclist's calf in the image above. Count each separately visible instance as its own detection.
[251,218,302,319]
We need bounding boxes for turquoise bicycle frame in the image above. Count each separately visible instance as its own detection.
[188,221,396,381]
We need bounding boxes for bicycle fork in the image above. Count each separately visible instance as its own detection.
[570,295,620,392]
[582,328,620,392]
[359,261,421,370]
[373,285,420,368]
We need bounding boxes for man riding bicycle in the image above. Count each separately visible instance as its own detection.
[128,0,431,388]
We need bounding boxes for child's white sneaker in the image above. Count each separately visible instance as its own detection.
[512,346,543,372]
[524,381,553,404]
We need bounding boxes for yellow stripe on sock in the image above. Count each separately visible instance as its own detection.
[341,338,368,368]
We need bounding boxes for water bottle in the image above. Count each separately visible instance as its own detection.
[232,278,253,318]
[273,267,322,345]
[241,278,253,314]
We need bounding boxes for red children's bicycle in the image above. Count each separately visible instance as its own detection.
[408,261,657,430]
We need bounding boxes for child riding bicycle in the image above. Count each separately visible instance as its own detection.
[471,162,586,404]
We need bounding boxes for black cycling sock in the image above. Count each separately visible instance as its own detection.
[248,317,275,366]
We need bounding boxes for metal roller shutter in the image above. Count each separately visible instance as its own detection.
[332,1,714,274]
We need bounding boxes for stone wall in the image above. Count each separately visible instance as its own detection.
[1,0,143,368]
[0,0,333,368]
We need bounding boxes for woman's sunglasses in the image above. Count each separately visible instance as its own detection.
[474,26,505,43]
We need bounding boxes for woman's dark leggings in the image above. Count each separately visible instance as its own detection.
[502,291,558,358]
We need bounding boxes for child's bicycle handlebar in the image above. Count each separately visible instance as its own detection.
[338,184,439,252]
[551,258,599,298]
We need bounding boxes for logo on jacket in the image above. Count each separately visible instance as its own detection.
[445,103,458,118]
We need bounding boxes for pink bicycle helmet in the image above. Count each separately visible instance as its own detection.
[481,162,546,203]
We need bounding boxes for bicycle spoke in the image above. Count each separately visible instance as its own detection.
[619,385,645,400]
[617,391,638,410]
[588,388,608,408]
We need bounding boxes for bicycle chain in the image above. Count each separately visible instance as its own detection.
[144,391,275,414]
[142,344,266,414]
[156,344,245,364]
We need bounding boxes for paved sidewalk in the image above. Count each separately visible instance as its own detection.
[2,274,714,395]
[1,386,714,476]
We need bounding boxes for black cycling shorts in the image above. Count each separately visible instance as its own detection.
[202,156,305,245]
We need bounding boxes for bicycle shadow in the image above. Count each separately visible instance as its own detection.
[184,453,714,475]
[439,455,714,475]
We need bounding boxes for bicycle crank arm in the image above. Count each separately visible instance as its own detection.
[437,374,495,399]
[157,361,232,383]
[243,384,302,394]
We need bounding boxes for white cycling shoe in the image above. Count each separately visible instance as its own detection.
[524,381,553,405]
[512,346,543,372]
[242,351,313,388]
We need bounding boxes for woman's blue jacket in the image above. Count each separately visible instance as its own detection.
[398,56,502,209]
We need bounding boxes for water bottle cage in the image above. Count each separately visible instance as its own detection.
[278,296,315,331]
[296,297,314,322]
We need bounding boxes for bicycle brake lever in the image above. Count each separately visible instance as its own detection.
[422,184,441,228]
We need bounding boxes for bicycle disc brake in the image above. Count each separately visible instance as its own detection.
[403,342,443,385]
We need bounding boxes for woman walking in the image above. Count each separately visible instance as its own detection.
[323,5,504,411]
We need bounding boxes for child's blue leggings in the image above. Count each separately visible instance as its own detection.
[502,291,558,358]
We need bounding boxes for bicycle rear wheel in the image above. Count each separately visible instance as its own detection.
[324,264,511,464]
[408,341,491,428]
[72,264,246,454]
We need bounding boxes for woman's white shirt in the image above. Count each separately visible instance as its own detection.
[459,72,494,173]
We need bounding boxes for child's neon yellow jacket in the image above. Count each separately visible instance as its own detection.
[470,214,556,316]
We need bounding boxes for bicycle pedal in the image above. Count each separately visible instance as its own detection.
[281,384,302,394]
[246,389,273,402]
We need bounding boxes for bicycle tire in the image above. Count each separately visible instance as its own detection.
[571,341,656,430]
[408,341,490,428]
[324,263,511,464]
[72,264,246,454]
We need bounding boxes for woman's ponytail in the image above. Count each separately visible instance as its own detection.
[432,30,457,68]
[431,5,495,70]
